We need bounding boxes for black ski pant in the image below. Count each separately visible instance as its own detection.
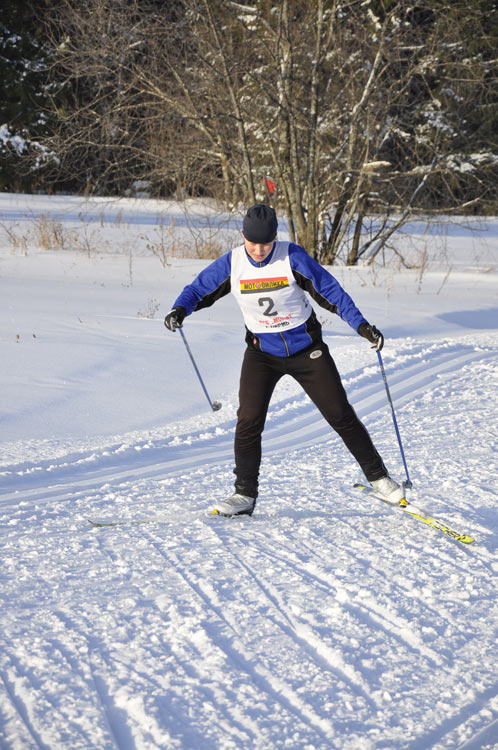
[234,342,387,497]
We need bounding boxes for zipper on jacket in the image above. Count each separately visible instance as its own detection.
[279,332,290,356]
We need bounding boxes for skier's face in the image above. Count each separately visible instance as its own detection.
[243,236,275,262]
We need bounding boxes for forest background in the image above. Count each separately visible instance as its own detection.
[1,0,497,264]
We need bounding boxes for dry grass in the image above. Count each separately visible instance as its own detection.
[144,216,240,263]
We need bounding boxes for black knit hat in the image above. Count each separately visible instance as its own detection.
[242,204,278,243]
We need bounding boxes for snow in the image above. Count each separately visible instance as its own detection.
[1,193,498,750]
[0,125,28,155]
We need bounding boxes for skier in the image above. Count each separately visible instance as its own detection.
[165,204,404,517]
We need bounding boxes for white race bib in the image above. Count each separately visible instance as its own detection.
[231,242,310,333]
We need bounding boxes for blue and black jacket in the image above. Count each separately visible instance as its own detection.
[173,242,367,357]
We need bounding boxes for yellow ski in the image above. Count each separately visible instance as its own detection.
[353,483,474,544]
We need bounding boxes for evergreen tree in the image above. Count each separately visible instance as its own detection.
[0,0,61,191]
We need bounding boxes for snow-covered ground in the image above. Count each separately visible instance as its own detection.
[1,193,497,750]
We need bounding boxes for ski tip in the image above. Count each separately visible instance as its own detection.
[458,535,475,544]
[88,518,122,527]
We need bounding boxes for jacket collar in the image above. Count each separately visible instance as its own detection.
[245,242,276,268]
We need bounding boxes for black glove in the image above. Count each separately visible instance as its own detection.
[358,322,384,351]
[164,306,186,332]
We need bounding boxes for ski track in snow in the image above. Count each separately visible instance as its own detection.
[1,333,498,749]
[1,339,495,497]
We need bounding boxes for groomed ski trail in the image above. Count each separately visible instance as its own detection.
[1,338,495,499]
[1,335,498,750]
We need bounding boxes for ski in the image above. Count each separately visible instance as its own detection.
[88,516,168,528]
[88,510,249,527]
[353,483,475,544]
[88,509,238,527]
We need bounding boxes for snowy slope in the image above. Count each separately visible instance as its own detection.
[1,194,498,750]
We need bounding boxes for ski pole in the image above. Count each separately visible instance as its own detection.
[178,327,221,412]
[376,350,412,488]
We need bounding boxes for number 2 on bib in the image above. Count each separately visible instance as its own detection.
[258,297,278,317]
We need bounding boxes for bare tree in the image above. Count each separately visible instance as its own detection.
[41,0,498,263]
[42,0,198,195]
